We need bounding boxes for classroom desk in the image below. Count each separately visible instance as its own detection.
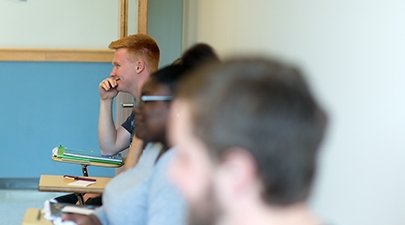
[38,175,111,194]
[21,208,52,225]
[52,155,122,176]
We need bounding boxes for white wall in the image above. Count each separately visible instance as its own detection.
[183,1,405,224]
[0,0,119,48]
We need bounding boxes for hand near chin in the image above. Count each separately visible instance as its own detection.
[61,213,101,225]
[99,77,119,100]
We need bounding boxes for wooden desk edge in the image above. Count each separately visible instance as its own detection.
[38,186,105,194]
[21,208,52,225]
[38,175,111,194]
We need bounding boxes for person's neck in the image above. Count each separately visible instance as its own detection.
[132,71,150,99]
[155,141,170,162]
[128,82,140,99]
[160,141,170,153]
[131,89,139,99]
[119,86,138,99]
[220,201,319,225]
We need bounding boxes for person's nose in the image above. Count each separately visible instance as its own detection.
[110,67,118,77]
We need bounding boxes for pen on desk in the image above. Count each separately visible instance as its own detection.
[63,175,96,182]
[36,209,41,221]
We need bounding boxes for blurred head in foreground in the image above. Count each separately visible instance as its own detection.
[173,43,220,69]
[168,58,328,225]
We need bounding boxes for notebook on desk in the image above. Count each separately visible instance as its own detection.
[52,145,123,165]
[46,201,96,218]
[38,200,96,223]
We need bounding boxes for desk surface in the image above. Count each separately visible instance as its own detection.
[52,155,122,168]
[38,175,111,194]
[21,208,52,225]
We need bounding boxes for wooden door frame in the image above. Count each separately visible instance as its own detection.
[0,0,148,62]
[115,0,149,126]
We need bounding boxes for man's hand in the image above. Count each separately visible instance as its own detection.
[99,77,119,100]
[62,213,101,225]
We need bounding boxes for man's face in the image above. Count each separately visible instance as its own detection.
[134,80,171,143]
[110,48,138,92]
[168,100,221,225]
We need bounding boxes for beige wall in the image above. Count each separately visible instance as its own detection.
[183,0,276,55]
[183,1,405,225]
[0,0,118,48]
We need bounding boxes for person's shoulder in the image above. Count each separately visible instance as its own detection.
[156,149,175,168]
[149,150,173,180]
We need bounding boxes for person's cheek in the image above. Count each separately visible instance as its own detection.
[168,151,191,199]
[141,106,152,131]
[184,157,211,205]
[174,151,210,205]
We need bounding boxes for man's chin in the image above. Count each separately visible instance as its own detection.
[187,198,221,225]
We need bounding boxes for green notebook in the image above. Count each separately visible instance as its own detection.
[53,145,123,165]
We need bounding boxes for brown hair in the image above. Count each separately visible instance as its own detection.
[109,34,160,72]
[176,58,328,206]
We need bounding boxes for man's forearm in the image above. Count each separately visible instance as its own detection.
[98,99,118,155]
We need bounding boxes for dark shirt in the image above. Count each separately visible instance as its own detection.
[122,112,135,135]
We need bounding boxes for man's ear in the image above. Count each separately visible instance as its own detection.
[220,148,258,194]
[135,60,145,73]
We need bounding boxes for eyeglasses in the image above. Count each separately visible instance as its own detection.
[137,95,172,106]
[141,95,172,102]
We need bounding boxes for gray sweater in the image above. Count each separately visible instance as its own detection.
[94,144,185,225]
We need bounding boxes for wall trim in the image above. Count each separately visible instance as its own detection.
[0,178,39,190]
[138,0,148,34]
[0,48,114,63]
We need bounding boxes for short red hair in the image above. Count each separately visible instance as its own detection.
[109,34,160,72]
